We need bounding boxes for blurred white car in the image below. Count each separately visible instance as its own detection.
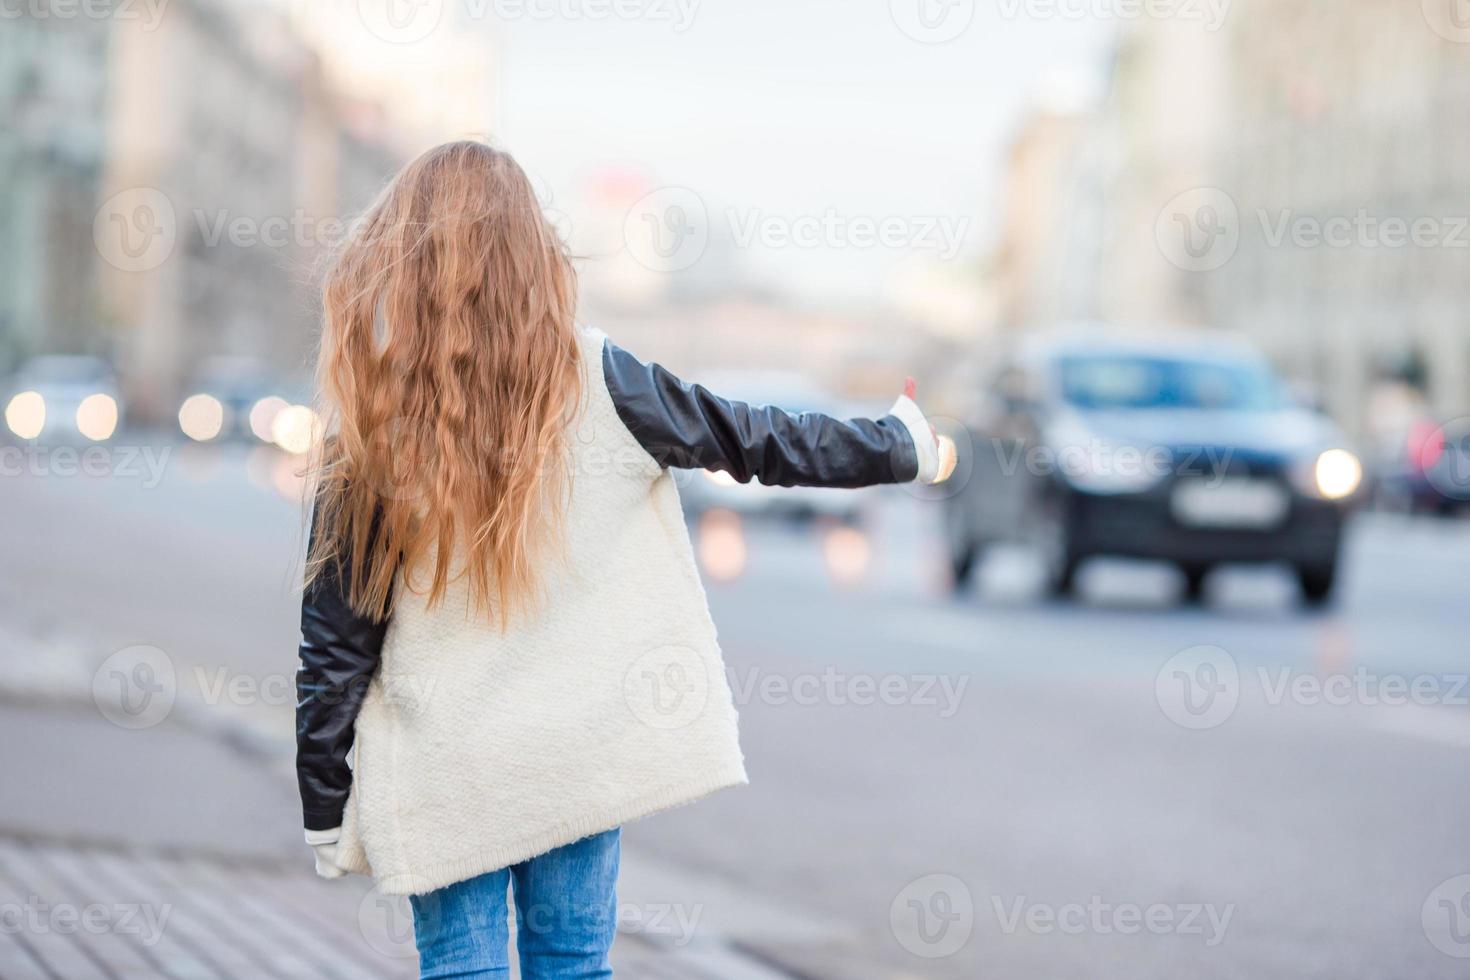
[675,371,874,525]
[4,355,123,443]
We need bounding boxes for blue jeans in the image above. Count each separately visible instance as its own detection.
[410,828,621,979]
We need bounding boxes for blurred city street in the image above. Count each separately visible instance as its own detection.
[1,439,1466,978]
[5,0,1470,976]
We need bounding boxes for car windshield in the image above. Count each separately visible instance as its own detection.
[1057,355,1283,411]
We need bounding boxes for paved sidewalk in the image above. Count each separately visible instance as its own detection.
[0,652,807,978]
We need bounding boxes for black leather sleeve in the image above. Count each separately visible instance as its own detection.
[603,341,919,487]
[295,504,391,832]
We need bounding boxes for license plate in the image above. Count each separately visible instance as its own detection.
[1171,479,1288,529]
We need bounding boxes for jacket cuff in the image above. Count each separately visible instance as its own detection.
[887,395,938,483]
[303,805,347,833]
[305,827,341,846]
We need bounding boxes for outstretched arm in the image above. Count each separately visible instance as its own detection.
[602,341,953,486]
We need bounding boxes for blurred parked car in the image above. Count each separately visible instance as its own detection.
[3,355,123,443]
[178,357,295,443]
[676,372,871,525]
[944,329,1364,606]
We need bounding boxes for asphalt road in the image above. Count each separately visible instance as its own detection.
[2,438,1468,979]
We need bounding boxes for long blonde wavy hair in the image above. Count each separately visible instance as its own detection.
[306,141,582,623]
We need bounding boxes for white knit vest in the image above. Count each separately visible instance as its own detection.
[332,326,748,895]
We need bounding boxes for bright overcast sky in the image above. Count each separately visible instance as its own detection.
[496,0,1114,307]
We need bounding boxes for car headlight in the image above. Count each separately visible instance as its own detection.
[5,390,45,439]
[1313,449,1362,500]
[75,393,119,441]
[248,396,289,442]
[179,394,226,442]
[270,404,319,455]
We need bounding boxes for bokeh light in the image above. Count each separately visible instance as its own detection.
[4,390,45,439]
[75,393,118,442]
[178,394,225,442]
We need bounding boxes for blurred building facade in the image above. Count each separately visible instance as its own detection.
[0,0,504,420]
[1205,0,1470,433]
[991,1,1470,435]
[0,9,111,367]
